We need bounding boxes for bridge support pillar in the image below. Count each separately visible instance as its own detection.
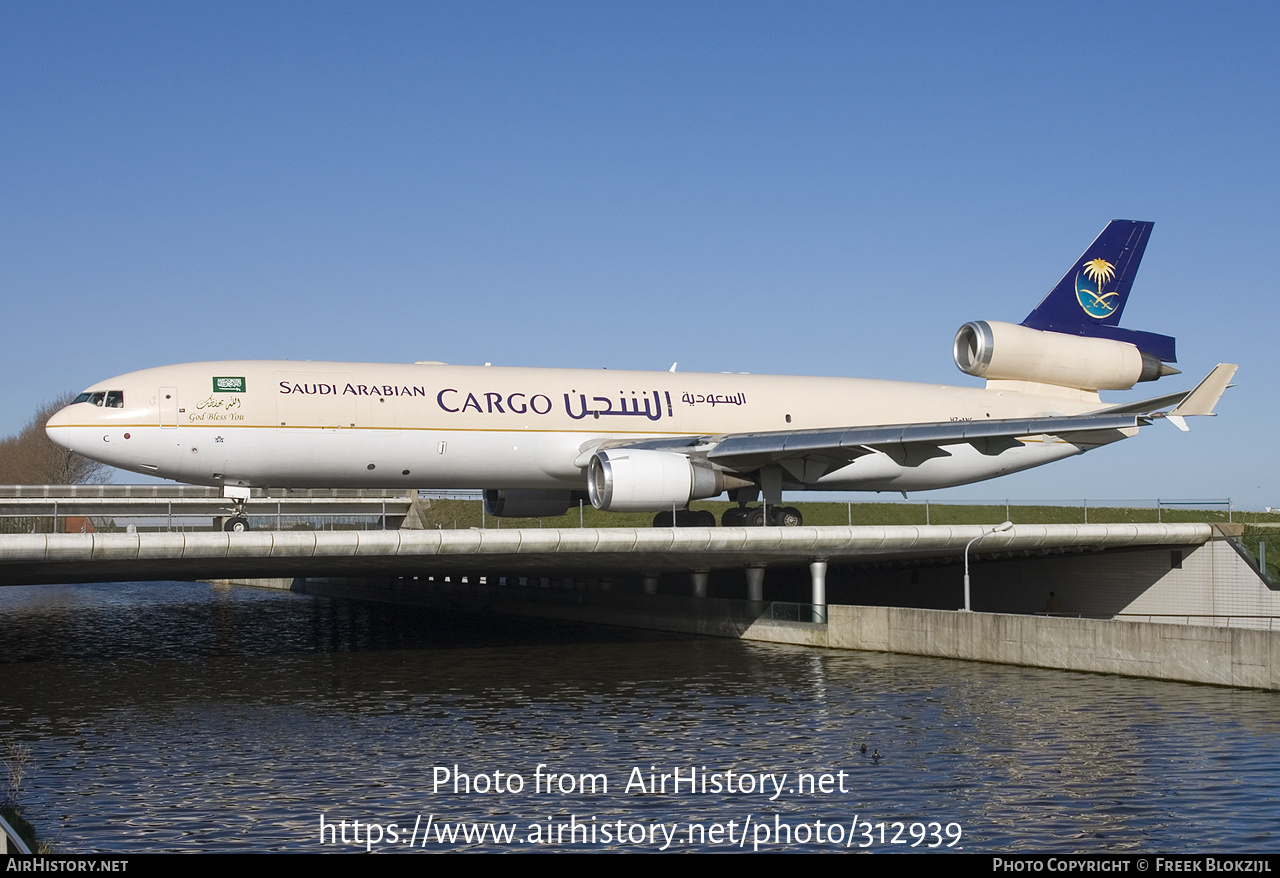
[642,574,659,595]
[809,558,828,623]
[691,568,709,599]
[745,564,766,602]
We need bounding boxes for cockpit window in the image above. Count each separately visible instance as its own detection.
[72,391,123,407]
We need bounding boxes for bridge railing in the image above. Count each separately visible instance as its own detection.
[0,512,397,535]
[0,811,32,855]
[1115,614,1280,631]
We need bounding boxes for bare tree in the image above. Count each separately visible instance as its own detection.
[0,395,110,485]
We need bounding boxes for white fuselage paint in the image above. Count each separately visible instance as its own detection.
[45,360,1125,494]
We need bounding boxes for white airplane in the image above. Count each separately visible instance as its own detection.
[46,221,1235,531]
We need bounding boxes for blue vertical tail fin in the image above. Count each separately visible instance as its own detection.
[1021,220,1176,362]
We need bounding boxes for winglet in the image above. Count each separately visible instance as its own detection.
[1168,364,1238,418]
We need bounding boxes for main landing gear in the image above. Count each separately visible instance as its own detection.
[650,505,804,527]
[716,479,802,527]
[720,505,803,527]
[652,509,717,528]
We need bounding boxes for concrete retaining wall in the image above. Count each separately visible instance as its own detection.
[293,574,1280,691]
[817,605,1280,690]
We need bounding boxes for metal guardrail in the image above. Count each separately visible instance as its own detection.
[909,497,1236,525]
[0,486,437,534]
[1115,614,1280,630]
[0,811,32,855]
[0,485,414,499]
[0,494,413,535]
[1,510,403,535]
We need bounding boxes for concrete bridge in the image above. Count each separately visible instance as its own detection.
[0,519,1224,595]
[4,519,1278,690]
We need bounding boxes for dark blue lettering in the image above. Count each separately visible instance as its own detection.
[437,389,459,412]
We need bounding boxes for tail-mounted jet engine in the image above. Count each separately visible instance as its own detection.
[954,320,1177,391]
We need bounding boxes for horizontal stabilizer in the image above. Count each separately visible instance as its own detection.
[1093,390,1196,416]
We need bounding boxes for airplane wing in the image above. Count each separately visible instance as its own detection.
[583,364,1236,486]
[580,412,1145,487]
[700,412,1145,481]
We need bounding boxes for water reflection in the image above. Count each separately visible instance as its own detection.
[2,582,1277,852]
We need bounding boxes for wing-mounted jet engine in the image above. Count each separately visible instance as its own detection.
[587,448,752,513]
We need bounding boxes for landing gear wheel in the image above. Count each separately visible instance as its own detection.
[654,509,719,527]
[692,510,716,527]
[774,506,803,527]
[745,507,767,527]
[721,507,747,527]
[224,516,250,532]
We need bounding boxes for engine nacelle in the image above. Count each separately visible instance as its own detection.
[954,320,1169,391]
[588,449,731,512]
[483,489,582,518]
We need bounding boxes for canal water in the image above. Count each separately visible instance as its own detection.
[1,581,1277,853]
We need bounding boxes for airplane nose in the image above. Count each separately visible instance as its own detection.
[45,405,77,450]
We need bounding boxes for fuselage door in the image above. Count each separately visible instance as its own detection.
[159,387,179,428]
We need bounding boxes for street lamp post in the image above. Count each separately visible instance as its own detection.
[962,520,1013,612]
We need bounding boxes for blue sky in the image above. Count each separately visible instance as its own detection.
[3,2,1276,508]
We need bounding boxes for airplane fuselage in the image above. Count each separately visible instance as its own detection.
[45,359,1109,495]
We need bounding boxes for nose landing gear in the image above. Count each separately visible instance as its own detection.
[222,485,252,532]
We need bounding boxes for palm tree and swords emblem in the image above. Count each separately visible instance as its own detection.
[1076,257,1120,318]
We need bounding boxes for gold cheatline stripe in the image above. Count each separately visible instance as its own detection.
[54,422,695,436]
[58,423,1073,440]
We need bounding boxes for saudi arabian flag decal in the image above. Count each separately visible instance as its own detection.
[213,377,246,393]
[1076,258,1120,318]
